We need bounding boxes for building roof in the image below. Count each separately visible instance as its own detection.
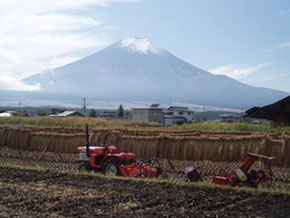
[50,110,84,117]
[132,108,163,111]
[168,106,188,109]
[167,106,193,112]
[0,112,13,117]
[244,95,290,124]
[219,114,241,118]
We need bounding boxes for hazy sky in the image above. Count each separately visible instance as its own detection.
[0,0,290,92]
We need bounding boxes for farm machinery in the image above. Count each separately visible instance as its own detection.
[76,124,163,178]
[186,153,275,188]
[77,124,275,187]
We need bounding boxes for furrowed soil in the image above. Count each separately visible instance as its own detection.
[0,166,290,218]
[1,147,290,191]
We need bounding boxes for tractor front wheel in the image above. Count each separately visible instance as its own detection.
[78,162,91,172]
[103,159,121,176]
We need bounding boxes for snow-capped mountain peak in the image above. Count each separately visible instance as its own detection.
[118,37,166,55]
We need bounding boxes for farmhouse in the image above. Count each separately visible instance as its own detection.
[165,106,194,124]
[132,105,194,126]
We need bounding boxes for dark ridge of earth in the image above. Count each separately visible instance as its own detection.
[0,166,289,218]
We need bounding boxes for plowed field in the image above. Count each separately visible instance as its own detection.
[1,147,290,191]
[0,166,290,218]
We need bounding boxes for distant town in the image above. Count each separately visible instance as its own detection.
[0,103,265,127]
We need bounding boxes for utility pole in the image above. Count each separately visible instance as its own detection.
[18,101,21,113]
[82,98,86,116]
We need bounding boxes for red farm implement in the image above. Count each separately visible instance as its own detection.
[186,153,275,188]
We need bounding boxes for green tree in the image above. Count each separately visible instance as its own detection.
[37,110,47,116]
[89,109,97,117]
[117,104,124,118]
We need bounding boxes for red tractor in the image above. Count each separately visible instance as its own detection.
[77,124,163,178]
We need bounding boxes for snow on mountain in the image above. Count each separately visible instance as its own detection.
[22,37,289,109]
[117,37,166,55]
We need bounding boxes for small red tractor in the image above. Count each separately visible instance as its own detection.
[76,124,163,178]
[187,153,275,188]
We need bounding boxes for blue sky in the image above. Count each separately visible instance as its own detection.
[0,0,290,92]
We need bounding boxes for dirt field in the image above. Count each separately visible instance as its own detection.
[1,146,290,191]
[0,166,290,218]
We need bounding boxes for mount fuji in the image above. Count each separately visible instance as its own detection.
[23,37,288,109]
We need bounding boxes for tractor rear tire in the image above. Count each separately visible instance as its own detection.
[103,159,121,176]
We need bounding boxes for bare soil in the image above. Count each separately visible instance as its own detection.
[0,166,290,218]
[1,147,290,191]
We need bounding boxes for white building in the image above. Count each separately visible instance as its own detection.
[132,105,195,127]
[165,106,194,124]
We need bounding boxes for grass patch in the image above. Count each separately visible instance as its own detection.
[1,117,290,132]
[170,122,290,132]
[0,117,161,129]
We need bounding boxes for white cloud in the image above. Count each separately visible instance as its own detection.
[275,42,290,48]
[209,63,272,80]
[262,41,290,54]
[0,0,138,91]
[0,75,40,91]
[0,0,138,12]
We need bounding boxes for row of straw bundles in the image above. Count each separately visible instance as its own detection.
[90,130,160,157]
[28,127,84,134]
[89,128,257,142]
[116,136,160,158]
[0,128,30,149]
[89,131,268,162]
[90,129,112,146]
[29,133,85,153]
[157,135,265,162]
[0,127,86,154]
[265,136,290,166]
[91,132,287,164]
[0,127,8,146]
[112,128,205,136]
[1,126,290,165]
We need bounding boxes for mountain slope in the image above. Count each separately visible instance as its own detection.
[23,37,289,109]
